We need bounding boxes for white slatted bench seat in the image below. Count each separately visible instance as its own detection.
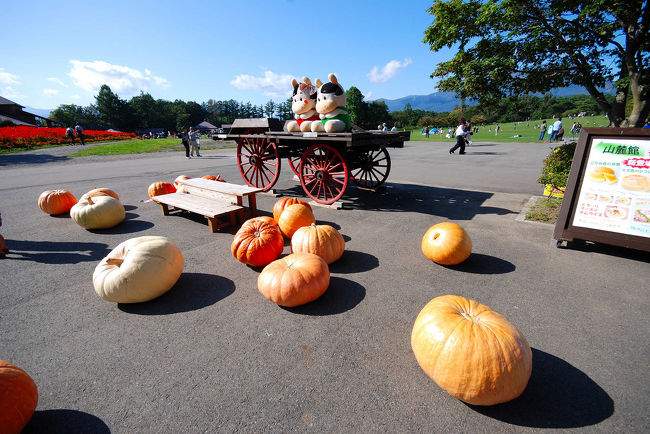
[151,192,243,232]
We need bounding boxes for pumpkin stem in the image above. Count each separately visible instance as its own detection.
[87,196,94,205]
[106,258,123,267]
[461,312,477,322]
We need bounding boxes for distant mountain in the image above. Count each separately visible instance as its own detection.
[374,85,615,112]
[25,107,53,118]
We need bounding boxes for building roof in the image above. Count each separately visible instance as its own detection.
[195,121,218,130]
[0,96,23,107]
[0,113,35,126]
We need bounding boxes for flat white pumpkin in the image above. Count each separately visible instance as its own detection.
[93,236,184,303]
[70,196,125,229]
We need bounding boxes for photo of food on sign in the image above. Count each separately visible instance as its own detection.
[621,174,650,191]
[633,208,650,223]
[604,205,628,220]
[588,166,618,184]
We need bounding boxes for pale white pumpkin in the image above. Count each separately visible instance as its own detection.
[93,236,184,303]
[70,196,125,229]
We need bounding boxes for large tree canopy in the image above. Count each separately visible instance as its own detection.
[424,0,649,127]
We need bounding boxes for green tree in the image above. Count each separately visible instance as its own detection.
[424,0,649,127]
[94,84,134,131]
[346,86,366,126]
[264,100,276,118]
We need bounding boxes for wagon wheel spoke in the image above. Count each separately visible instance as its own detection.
[299,144,349,205]
[237,137,281,191]
[351,147,391,189]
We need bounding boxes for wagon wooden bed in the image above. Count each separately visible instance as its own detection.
[214,118,410,205]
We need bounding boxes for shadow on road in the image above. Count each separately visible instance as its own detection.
[441,253,516,274]
[87,215,154,235]
[329,250,379,274]
[0,154,71,166]
[283,276,365,316]
[469,348,614,428]
[118,273,235,315]
[559,240,650,263]
[4,239,110,263]
[280,181,515,221]
[24,409,110,434]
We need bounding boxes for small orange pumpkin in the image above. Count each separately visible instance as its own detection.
[37,189,77,215]
[273,197,311,223]
[201,174,226,182]
[80,187,120,202]
[174,175,191,187]
[147,182,176,198]
[0,360,38,433]
[291,223,345,264]
[258,252,329,307]
[231,218,284,267]
[411,295,532,406]
[278,203,315,238]
[421,222,472,265]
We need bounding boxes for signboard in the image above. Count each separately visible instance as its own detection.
[554,128,650,251]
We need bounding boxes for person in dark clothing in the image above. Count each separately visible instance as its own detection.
[180,128,191,158]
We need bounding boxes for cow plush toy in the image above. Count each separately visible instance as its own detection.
[286,77,319,132]
[311,73,351,133]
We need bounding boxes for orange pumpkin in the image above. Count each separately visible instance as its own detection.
[291,223,345,264]
[277,203,315,238]
[258,252,329,307]
[201,174,226,182]
[245,216,277,227]
[147,182,176,198]
[411,295,532,406]
[80,187,120,202]
[273,197,311,223]
[174,175,191,187]
[421,222,472,265]
[231,218,284,267]
[37,189,77,215]
[0,360,38,433]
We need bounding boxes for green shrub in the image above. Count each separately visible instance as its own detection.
[538,141,576,190]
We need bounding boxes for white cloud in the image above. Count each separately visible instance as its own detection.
[70,94,81,99]
[367,58,412,83]
[364,91,374,101]
[230,70,293,98]
[47,77,67,87]
[0,68,20,86]
[68,60,171,96]
[43,88,59,95]
[2,86,23,100]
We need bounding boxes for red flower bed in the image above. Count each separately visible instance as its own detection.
[0,126,138,150]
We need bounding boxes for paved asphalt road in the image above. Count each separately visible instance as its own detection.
[1,140,648,432]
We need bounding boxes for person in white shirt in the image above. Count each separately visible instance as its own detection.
[449,120,469,154]
[550,117,562,141]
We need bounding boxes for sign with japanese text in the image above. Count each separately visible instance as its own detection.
[554,128,650,251]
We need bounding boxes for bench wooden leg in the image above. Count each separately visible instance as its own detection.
[159,203,170,216]
[207,217,218,232]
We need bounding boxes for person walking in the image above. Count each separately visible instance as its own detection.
[188,127,201,157]
[65,126,75,145]
[538,120,547,141]
[449,120,469,154]
[180,128,191,159]
[495,124,500,136]
[550,117,562,141]
[74,123,85,145]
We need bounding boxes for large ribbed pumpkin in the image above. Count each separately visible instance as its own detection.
[277,203,315,238]
[411,295,532,406]
[421,222,472,265]
[0,360,38,434]
[37,189,77,215]
[258,252,329,307]
[93,236,184,303]
[273,197,311,223]
[147,182,176,198]
[80,187,120,202]
[231,218,284,267]
[70,196,126,229]
[291,223,345,264]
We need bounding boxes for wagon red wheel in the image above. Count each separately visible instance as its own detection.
[350,147,391,189]
[299,144,349,204]
[288,156,301,176]
[237,135,280,191]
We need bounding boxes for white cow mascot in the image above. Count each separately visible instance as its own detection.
[285,77,319,132]
[311,73,351,133]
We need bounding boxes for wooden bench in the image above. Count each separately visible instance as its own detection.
[150,179,262,232]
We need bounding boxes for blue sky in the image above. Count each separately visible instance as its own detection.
[2,0,453,110]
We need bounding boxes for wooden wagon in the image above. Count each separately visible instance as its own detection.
[214,118,410,205]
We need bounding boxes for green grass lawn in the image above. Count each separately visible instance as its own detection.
[409,115,609,143]
[69,137,235,156]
